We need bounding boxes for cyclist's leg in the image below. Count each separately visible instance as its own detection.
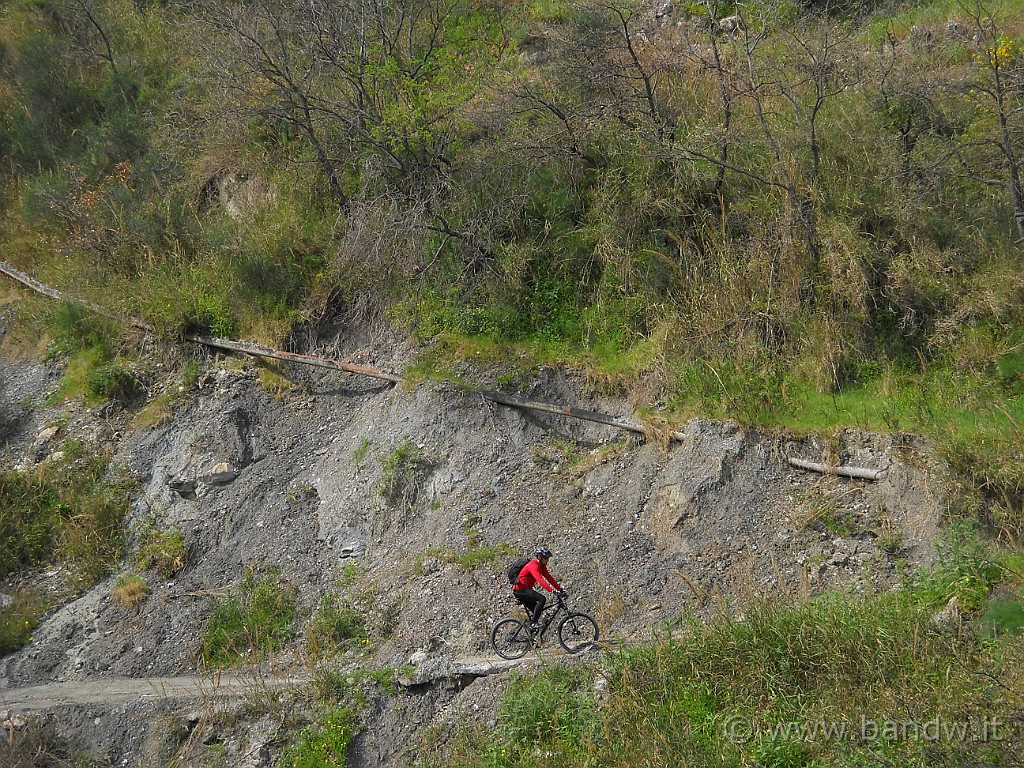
[513,588,545,623]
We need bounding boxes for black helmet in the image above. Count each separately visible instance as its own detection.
[534,546,552,558]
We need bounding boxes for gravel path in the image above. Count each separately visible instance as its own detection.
[1,673,307,715]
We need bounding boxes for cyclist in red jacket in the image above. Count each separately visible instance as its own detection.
[512,546,565,629]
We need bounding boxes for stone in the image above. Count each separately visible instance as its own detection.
[168,478,198,500]
[36,425,60,444]
[201,462,237,485]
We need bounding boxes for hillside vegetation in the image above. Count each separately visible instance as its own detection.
[2,0,1022,508]
[1,1,1023,762]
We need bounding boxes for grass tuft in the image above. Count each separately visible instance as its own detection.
[200,567,297,667]
[134,523,186,578]
[377,440,437,511]
[305,592,368,658]
[277,707,360,768]
[111,574,149,610]
[0,587,46,657]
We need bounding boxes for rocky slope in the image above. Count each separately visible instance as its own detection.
[0,316,947,766]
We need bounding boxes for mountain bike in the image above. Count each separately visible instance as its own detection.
[491,592,599,660]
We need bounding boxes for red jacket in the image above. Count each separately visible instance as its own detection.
[514,558,562,592]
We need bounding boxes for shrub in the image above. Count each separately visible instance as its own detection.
[183,288,238,339]
[86,359,141,402]
[201,567,298,667]
[979,593,1024,638]
[277,707,360,768]
[913,524,1006,610]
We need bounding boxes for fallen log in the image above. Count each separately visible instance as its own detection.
[0,260,154,332]
[476,389,646,434]
[476,389,689,442]
[186,334,403,384]
[787,456,886,481]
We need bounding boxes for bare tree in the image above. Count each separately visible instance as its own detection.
[874,30,950,184]
[530,0,674,145]
[729,5,859,260]
[736,10,818,258]
[206,0,350,209]
[203,0,512,264]
[50,0,120,78]
[779,12,860,181]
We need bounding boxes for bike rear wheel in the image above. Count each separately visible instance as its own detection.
[491,618,532,660]
[557,611,598,654]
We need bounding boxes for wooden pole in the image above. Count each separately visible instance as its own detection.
[0,260,154,332]
[185,333,403,384]
[786,456,886,481]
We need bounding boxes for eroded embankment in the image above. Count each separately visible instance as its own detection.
[0,343,945,766]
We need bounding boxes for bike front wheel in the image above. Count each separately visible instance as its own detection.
[557,611,598,654]
[491,618,532,660]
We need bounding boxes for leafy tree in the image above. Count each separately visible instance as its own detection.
[949,2,1024,241]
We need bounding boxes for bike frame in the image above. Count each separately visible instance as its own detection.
[523,593,570,640]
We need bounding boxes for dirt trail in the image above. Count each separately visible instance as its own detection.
[1,654,534,716]
[1,673,305,715]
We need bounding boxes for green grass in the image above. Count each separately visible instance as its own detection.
[42,302,141,406]
[424,541,516,572]
[48,347,140,405]
[352,438,372,467]
[276,707,360,768]
[304,591,368,657]
[443,550,1024,767]
[0,469,62,576]
[484,666,598,766]
[201,567,298,667]
[310,663,409,706]
[0,587,46,657]
[0,445,133,584]
[45,302,121,359]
